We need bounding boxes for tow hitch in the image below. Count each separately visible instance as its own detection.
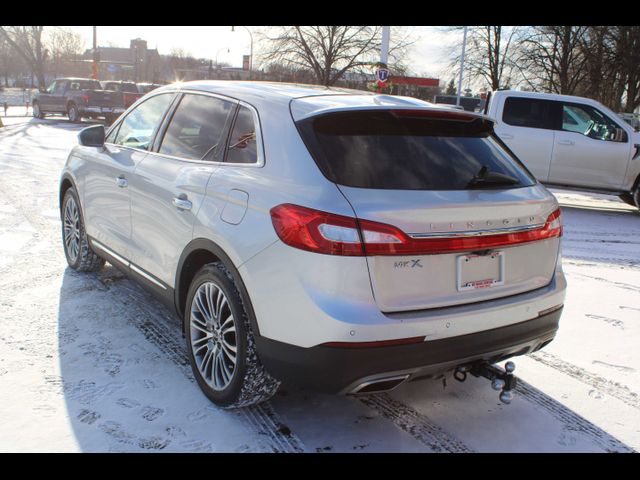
[454,361,517,404]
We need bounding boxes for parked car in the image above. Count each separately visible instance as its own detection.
[60,81,566,408]
[617,112,640,132]
[32,77,125,123]
[434,103,465,110]
[136,82,163,94]
[101,80,144,110]
[485,90,640,209]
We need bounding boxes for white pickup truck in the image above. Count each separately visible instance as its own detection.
[485,90,640,210]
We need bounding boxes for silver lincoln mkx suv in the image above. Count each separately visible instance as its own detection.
[60,81,566,408]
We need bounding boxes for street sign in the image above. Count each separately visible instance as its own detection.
[376,68,390,83]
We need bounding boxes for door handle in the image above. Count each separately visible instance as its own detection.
[499,133,514,140]
[172,194,192,211]
[558,140,575,146]
[116,175,128,188]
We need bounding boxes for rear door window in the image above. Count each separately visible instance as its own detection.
[158,93,236,161]
[297,110,536,190]
[502,97,561,130]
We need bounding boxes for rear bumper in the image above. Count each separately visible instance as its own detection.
[80,106,125,115]
[255,307,562,394]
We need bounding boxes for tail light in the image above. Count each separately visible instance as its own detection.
[81,94,89,104]
[269,204,364,256]
[270,204,562,257]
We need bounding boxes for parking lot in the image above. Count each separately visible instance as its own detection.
[0,116,639,452]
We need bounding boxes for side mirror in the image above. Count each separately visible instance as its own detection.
[613,127,628,143]
[78,125,105,147]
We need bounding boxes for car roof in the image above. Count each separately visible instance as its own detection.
[152,80,447,119]
[56,77,99,82]
[492,89,603,105]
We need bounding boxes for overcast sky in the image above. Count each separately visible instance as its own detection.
[68,26,464,82]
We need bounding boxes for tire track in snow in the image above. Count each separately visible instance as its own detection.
[358,393,474,453]
[0,127,308,453]
[515,380,635,453]
[529,351,640,411]
[237,402,306,453]
[105,276,307,453]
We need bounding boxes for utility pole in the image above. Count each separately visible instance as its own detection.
[380,26,390,64]
[456,26,468,107]
[92,26,98,80]
[231,26,253,80]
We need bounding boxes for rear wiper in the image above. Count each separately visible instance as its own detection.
[466,166,520,188]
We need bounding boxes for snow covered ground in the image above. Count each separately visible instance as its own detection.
[0,117,638,452]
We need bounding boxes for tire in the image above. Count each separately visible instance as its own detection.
[68,103,80,123]
[33,101,44,119]
[634,185,640,211]
[184,262,280,409]
[61,187,105,272]
[619,192,636,207]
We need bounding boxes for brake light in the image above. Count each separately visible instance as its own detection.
[269,204,364,256]
[391,109,479,122]
[545,208,563,238]
[270,204,562,257]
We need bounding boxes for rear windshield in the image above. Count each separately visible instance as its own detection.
[76,80,102,90]
[296,110,536,190]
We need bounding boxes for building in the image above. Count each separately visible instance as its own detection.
[83,39,161,83]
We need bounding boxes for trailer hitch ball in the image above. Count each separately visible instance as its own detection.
[467,361,517,404]
[500,390,514,404]
[491,378,505,391]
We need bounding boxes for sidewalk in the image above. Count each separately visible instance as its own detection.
[0,106,34,127]
[1,105,32,118]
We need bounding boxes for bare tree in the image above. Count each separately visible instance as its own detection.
[0,26,47,88]
[608,26,640,112]
[45,28,85,79]
[259,26,412,86]
[449,26,521,91]
[516,26,589,94]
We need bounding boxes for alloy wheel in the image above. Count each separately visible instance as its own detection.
[69,105,78,122]
[63,195,80,263]
[189,281,238,391]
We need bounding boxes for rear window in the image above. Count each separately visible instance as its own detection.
[296,110,536,190]
[75,80,102,90]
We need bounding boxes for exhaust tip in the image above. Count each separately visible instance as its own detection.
[350,374,410,395]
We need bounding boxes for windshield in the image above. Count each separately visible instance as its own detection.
[296,110,536,190]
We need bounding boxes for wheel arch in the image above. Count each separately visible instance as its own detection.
[59,173,77,213]
[175,238,261,336]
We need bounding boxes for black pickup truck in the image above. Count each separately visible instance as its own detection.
[102,81,144,109]
[32,77,126,123]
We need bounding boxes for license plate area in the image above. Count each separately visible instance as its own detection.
[456,251,505,291]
